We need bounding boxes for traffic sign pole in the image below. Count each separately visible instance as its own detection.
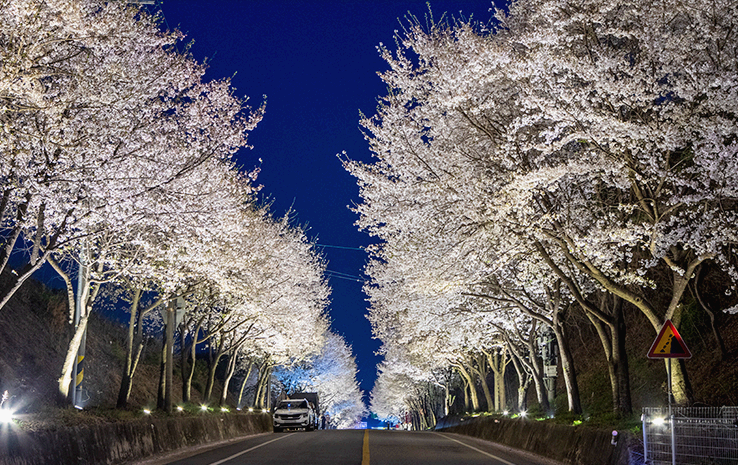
[647,319,690,465]
[668,358,675,465]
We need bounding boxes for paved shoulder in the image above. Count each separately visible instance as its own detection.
[433,432,565,465]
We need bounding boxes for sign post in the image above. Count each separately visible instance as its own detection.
[647,319,692,465]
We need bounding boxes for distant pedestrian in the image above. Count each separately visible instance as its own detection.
[320,414,327,430]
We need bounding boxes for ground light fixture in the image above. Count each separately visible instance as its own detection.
[201,405,208,411]
[0,409,13,424]
[0,391,12,423]
[262,408,268,413]
[652,417,666,426]
[221,407,229,413]
[248,407,254,412]
[519,411,527,418]
[143,409,151,415]
[177,406,184,412]
[503,410,509,416]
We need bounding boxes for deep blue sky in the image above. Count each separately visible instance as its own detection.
[159,0,499,401]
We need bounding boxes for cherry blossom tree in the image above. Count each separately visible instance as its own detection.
[0,0,262,315]
[350,0,738,416]
[273,331,366,428]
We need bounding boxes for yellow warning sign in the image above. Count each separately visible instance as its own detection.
[647,319,692,359]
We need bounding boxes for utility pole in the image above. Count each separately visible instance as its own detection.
[539,326,558,415]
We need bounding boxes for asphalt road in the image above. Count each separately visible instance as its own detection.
[152,430,562,465]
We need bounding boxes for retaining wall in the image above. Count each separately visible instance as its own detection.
[438,416,636,465]
[0,413,273,465]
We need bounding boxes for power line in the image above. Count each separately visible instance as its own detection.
[326,269,364,279]
[315,243,365,251]
[325,270,365,283]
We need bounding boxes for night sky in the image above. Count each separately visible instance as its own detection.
[159,0,499,401]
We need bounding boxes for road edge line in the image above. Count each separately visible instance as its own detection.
[207,433,295,465]
[435,432,517,465]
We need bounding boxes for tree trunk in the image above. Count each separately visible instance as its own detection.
[180,329,190,403]
[220,350,239,406]
[613,298,632,416]
[478,372,493,412]
[426,394,437,428]
[692,266,728,361]
[184,321,205,403]
[487,347,508,412]
[552,309,582,414]
[527,327,550,413]
[455,364,479,412]
[117,289,141,408]
[461,376,471,411]
[237,362,254,408]
[513,360,531,412]
[443,383,450,417]
[157,327,167,410]
[205,350,224,403]
[163,300,175,413]
[471,355,493,412]
[58,312,90,400]
[587,311,619,411]
[258,365,272,409]
[253,366,264,408]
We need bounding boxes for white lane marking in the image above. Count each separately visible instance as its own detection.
[435,433,518,465]
[207,433,296,465]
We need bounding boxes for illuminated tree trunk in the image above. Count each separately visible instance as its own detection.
[526,325,550,414]
[470,355,493,412]
[454,364,479,412]
[220,349,241,406]
[117,289,145,409]
[58,312,90,400]
[508,346,531,412]
[236,362,254,408]
[204,340,225,403]
[157,300,176,412]
[487,347,508,412]
[552,309,582,414]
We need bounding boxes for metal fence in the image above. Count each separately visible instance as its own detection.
[642,407,738,464]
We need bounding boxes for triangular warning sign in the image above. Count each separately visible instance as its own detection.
[647,319,692,359]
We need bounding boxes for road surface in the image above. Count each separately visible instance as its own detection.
[149,429,561,465]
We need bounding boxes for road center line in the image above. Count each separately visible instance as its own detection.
[207,433,296,465]
[362,430,370,465]
[435,433,518,465]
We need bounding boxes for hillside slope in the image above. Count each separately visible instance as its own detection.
[0,274,224,418]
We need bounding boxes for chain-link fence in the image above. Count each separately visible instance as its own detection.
[642,407,738,464]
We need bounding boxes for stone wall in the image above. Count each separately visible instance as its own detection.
[438,416,635,465]
[0,413,273,465]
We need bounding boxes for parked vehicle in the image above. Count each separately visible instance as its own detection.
[273,397,316,432]
[289,392,320,429]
